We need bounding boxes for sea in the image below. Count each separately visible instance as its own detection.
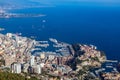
[0,5,120,61]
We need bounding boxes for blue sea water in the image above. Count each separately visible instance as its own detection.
[0,6,120,61]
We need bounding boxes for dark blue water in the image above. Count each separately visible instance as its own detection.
[0,6,120,61]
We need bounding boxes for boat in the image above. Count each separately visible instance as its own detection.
[0,28,5,31]
[49,38,58,43]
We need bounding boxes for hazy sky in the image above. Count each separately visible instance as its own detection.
[31,0,120,3]
[0,0,120,8]
[30,0,120,7]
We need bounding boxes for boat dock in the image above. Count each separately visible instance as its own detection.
[105,60,118,63]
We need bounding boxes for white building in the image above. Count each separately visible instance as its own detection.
[11,63,21,74]
[33,65,41,74]
[6,33,13,38]
[40,53,45,59]
[40,63,45,68]
[48,55,55,60]
[30,56,35,66]
[23,63,29,73]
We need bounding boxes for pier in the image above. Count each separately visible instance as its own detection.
[105,60,118,63]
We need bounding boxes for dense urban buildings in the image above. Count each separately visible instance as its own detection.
[0,33,119,80]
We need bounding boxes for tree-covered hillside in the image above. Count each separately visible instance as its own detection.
[0,72,38,80]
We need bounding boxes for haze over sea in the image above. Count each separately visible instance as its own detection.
[0,2,120,61]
